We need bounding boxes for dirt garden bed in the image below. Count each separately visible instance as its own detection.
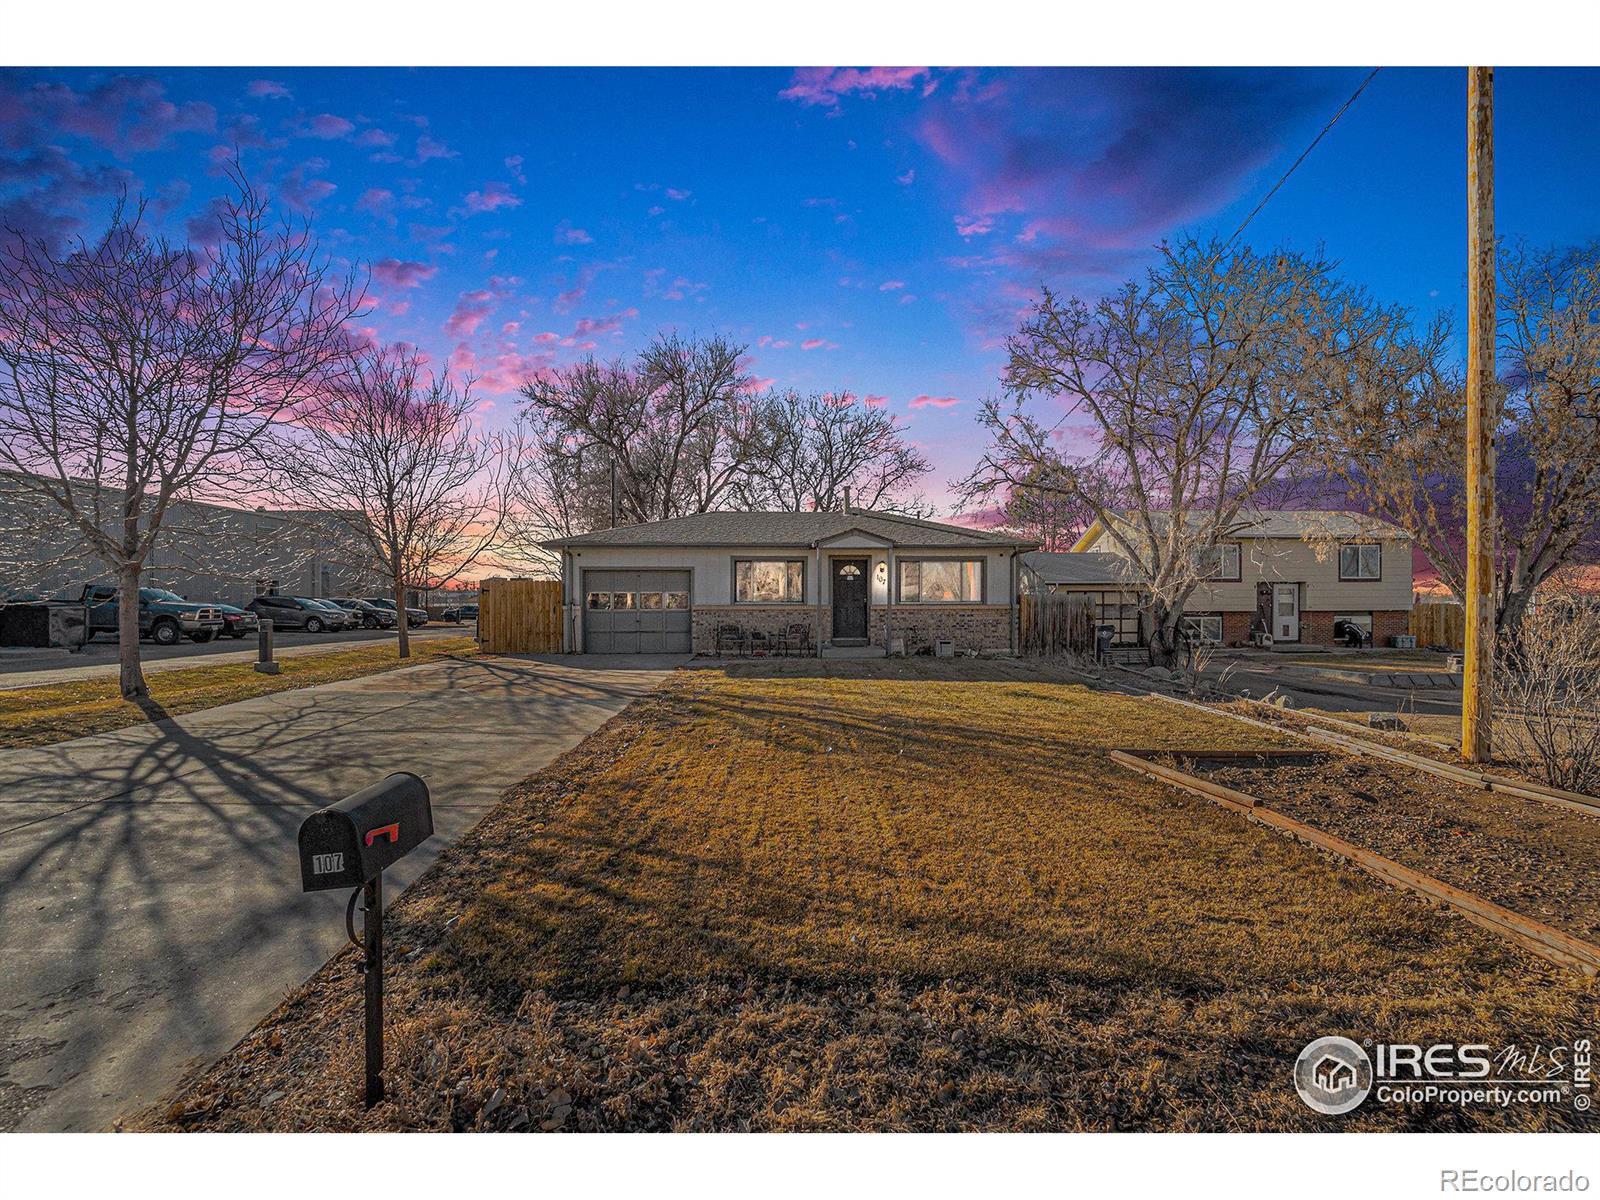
[1173,751,1600,946]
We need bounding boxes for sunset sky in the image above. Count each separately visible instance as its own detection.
[4,66,1598,513]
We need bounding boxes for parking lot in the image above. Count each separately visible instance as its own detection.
[1,624,472,690]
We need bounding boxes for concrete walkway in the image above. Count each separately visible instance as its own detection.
[0,653,680,1131]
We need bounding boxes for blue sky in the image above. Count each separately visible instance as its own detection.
[2,66,1597,510]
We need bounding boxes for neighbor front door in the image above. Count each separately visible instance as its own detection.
[832,558,869,640]
[1273,582,1300,642]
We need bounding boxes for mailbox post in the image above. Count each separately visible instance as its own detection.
[298,772,434,1108]
[254,618,280,675]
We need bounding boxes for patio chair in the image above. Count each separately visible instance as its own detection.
[748,629,773,657]
[714,622,746,657]
[782,621,814,657]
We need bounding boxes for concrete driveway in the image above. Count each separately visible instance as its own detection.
[0,653,680,1131]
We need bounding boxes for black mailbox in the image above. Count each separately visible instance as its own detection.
[298,772,433,892]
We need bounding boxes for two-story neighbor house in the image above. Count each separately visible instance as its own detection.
[1023,509,1414,648]
[543,509,1036,655]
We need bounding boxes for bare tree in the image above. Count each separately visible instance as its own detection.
[495,425,617,576]
[0,173,361,699]
[274,343,514,658]
[517,332,756,525]
[735,389,931,513]
[959,235,1413,666]
[1318,242,1600,635]
[1494,582,1600,792]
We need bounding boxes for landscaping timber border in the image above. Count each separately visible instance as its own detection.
[1108,748,1600,977]
[1112,680,1600,821]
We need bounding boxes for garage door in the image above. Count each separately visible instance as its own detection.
[582,570,692,653]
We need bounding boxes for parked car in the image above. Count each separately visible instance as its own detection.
[67,584,226,645]
[305,598,355,631]
[442,602,479,623]
[245,594,343,633]
[329,598,398,629]
[363,597,429,628]
[215,603,260,639]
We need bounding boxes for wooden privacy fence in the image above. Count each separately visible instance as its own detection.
[1020,591,1097,656]
[478,578,563,654]
[1410,601,1466,650]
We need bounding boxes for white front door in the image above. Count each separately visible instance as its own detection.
[1274,583,1300,642]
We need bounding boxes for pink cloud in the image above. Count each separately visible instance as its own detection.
[415,133,456,163]
[247,80,291,101]
[800,338,826,351]
[457,181,521,216]
[356,127,396,148]
[909,395,960,409]
[555,220,593,245]
[896,169,916,186]
[505,154,527,184]
[879,280,906,291]
[356,187,396,222]
[445,289,497,338]
[863,394,889,408]
[780,67,935,108]
[371,258,437,288]
[572,308,639,338]
[745,376,777,392]
[665,187,692,201]
[2,75,216,157]
[277,161,335,213]
[304,113,355,139]
[954,214,994,238]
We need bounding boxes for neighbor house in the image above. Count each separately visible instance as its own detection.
[543,510,1037,655]
[1024,509,1413,648]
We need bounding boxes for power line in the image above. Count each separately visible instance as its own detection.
[1225,67,1383,248]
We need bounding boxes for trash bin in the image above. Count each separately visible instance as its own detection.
[1095,624,1115,661]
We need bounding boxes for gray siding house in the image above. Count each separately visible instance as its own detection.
[543,510,1037,655]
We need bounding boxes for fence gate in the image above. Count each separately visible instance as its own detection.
[477,579,563,654]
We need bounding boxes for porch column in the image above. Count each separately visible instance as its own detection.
[1008,550,1017,653]
[814,543,823,649]
[885,546,895,651]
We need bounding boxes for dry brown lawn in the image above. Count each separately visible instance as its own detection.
[139,660,1597,1132]
[0,637,480,749]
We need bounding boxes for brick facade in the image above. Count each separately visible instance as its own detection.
[690,603,1013,654]
[1293,609,1410,648]
[1222,611,1254,646]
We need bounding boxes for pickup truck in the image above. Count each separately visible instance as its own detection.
[72,584,227,645]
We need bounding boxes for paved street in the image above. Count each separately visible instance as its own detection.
[1199,653,1462,717]
[0,624,470,690]
[0,653,681,1131]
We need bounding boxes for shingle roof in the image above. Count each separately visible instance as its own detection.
[1020,551,1138,586]
[542,510,1037,550]
[1097,508,1409,542]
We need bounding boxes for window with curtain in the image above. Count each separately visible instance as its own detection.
[1196,543,1241,581]
[1339,543,1382,581]
[898,559,983,603]
[735,559,806,603]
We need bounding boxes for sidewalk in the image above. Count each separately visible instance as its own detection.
[0,653,680,1131]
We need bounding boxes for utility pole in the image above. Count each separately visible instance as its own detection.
[1463,66,1497,764]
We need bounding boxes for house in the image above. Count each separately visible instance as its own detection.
[1026,509,1413,648]
[542,510,1037,655]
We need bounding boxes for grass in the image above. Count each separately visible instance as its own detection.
[141,661,1596,1132]
[0,636,479,749]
